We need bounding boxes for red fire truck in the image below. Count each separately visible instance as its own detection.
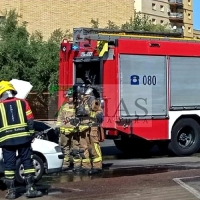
[58,27,200,157]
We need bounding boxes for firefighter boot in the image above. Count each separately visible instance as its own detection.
[88,168,102,175]
[73,167,90,174]
[4,178,16,199]
[24,175,43,198]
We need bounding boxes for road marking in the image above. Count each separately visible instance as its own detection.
[173,176,200,199]
[52,186,84,192]
[67,188,84,192]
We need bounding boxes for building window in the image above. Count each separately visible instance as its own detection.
[160,5,164,12]
[188,13,191,20]
[152,3,156,10]
[160,20,164,25]
[188,0,191,6]
[188,27,191,33]
[152,18,156,24]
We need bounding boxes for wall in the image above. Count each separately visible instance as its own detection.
[194,29,200,39]
[137,0,171,26]
[26,93,58,120]
[0,0,134,40]
[183,0,193,38]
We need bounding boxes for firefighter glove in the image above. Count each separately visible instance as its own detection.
[96,112,104,124]
[69,118,80,126]
[55,127,60,137]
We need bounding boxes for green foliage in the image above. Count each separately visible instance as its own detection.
[48,28,72,44]
[90,18,99,28]
[0,9,173,99]
[28,29,70,94]
[0,10,31,81]
[0,9,72,96]
[91,12,171,33]
[105,20,120,30]
[121,12,171,32]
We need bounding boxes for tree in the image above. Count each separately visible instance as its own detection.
[0,10,33,81]
[90,18,99,28]
[0,9,72,96]
[105,20,120,30]
[48,28,72,44]
[121,12,171,32]
[28,28,71,94]
[91,12,171,33]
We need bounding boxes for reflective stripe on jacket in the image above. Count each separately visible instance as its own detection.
[56,103,76,134]
[78,104,90,132]
[0,99,32,147]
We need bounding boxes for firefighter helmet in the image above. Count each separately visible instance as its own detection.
[0,81,17,97]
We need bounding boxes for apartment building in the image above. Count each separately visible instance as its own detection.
[0,0,134,41]
[134,0,194,38]
[194,29,200,39]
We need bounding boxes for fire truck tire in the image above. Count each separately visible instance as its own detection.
[169,118,200,156]
[114,137,153,157]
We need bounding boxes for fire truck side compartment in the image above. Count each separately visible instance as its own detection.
[170,57,200,110]
[119,54,168,119]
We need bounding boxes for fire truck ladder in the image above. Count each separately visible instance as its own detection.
[73,27,183,43]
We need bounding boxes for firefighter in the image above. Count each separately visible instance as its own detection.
[71,84,91,174]
[0,80,42,199]
[87,90,104,175]
[72,85,104,175]
[55,87,76,171]
[83,87,104,175]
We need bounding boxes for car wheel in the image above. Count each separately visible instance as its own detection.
[15,154,44,184]
[168,118,200,156]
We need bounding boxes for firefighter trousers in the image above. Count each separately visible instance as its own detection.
[88,127,102,169]
[2,142,35,179]
[59,133,73,167]
[79,129,91,169]
[71,132,82,169]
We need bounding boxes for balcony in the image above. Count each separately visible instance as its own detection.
[169,12,183,21]
[169,0,183,8]
[169,0,183,4]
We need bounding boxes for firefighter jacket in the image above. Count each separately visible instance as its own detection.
[0,97,34,147]
[89,99,103,127]
[78,103,91,132]
[56,102,77,134]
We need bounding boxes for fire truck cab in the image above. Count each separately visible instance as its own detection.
[59,27,200,157]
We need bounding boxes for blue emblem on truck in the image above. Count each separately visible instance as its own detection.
[130,75,139,85]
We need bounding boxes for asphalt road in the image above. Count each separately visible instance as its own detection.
[1,139,200,199]
[1,163,200,200]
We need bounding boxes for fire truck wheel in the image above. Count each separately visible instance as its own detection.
[169,118,200,156]
[114,137,154,157]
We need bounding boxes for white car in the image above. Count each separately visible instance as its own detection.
[0,138,64,184]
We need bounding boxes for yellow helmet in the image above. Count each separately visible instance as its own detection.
[0,81,17,97]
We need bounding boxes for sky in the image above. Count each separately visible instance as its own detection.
[193,0,200,30]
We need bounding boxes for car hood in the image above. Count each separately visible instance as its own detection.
[0,139,59,161]
[10,79,33,99]
[32,138,59,154]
